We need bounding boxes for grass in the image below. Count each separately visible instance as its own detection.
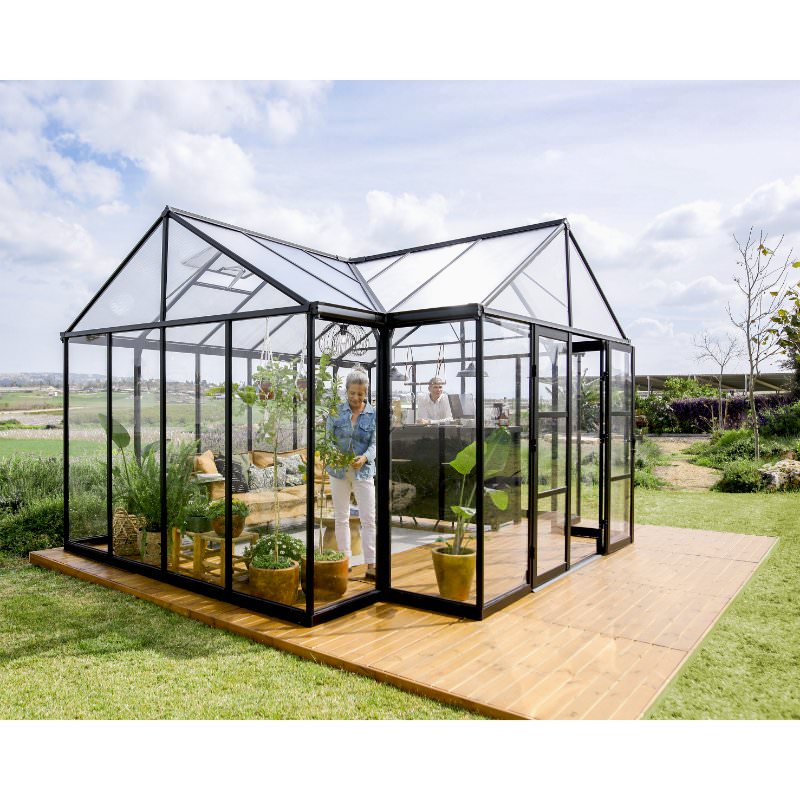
[637,487,800,719]
[0,438,104,458]
[0,555,481,719]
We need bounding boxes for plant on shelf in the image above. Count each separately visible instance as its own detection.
[432,427,511,602]
[184,497,212,533]
[207,498,250,537]
[100,414,197,564]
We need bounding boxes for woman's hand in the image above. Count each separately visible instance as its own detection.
[351,455,367,470]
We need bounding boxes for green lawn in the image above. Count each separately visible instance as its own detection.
[0,438,104,458]
[0,555,481,720]
[637,488,800,719]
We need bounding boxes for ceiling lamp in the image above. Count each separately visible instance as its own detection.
[456,361,488,378]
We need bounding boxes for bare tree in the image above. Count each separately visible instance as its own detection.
[727,228,793,459]
[692,330,743,429]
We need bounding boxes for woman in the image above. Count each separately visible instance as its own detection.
[326,368,377,580]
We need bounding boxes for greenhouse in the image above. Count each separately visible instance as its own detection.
[63,207,634,626]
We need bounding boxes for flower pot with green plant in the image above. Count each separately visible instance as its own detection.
[432,427,511,602]
[184,497,213,533]
[100,414,197,565]
[298,349,352,601]
[244,529,304,604]
[208,498,250,537]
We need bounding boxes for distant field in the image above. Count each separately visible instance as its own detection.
[0,439,104,458]
[0,391,63,412]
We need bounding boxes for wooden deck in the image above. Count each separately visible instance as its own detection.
[30,524,775,719]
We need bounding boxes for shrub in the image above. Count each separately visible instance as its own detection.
[245,530,304,570]
[688,429,794,469]
[713,460,762,493]
[637,394,677,434]
[0,497,65,555]
[633,438,665,488]
[760,400,800,438]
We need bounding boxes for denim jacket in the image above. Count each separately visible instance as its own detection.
[325,401,376,481]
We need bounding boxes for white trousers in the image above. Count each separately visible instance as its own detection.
[329,469,376,564]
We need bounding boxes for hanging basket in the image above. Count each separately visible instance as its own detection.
[112,508,143,557]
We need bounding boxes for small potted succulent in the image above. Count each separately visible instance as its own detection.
[208,498,250,537]
[244,530,304,605]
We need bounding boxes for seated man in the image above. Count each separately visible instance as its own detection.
[416,376,453,425]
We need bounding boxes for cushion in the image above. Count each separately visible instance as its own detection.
[249,462,287,490]
[195,449,217,475]
[214,454,250,493]
[250,450,274,468]
[278,453,305,486]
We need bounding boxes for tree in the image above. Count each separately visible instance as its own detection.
[769,280,800,396]
[692,330,743,429]
[727,228,794,459]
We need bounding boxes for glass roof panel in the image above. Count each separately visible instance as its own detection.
[569,240,624,337]
[497,234,569,326]
[166,219,299,320]
[162,322,223,347]
[393,227,556,312]
[76,222,163,331]
[175,216,373,310]
[353,253,405,282]
[369,243,473,310]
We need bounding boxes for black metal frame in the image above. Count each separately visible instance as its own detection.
[62,208,634,627]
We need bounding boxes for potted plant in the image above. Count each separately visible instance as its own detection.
[184,497,213,533]
[432,428,511,601]
[208,498,249,537]
[244,530,304,604]
[101,414,196,564]
[298,350,352,601]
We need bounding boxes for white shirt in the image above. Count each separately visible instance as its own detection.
[416,391,453,423]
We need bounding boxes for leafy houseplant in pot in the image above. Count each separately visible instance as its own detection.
[244,530,304,604]
[433,428,511,602]
[101,415,196,565]
[208,498,249,536]
[184,497,213,533]
[298,350,351,602]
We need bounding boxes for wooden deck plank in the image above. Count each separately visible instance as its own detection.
[29,523,774,719]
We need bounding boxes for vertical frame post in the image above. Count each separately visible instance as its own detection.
[376,324,391,590]
[565,225,573,329]
[565,333,572,568]
[224,319,233,594]
[630,346,636,544]
[159,218,169,571]
[529,324,537,583]
[63,338,69,549]
[475,314,485,616]
[305,311,316,622]
[194,352,202,451]
[106,334,113,553]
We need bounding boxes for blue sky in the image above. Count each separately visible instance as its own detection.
[2,79,800,375]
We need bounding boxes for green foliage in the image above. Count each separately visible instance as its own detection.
[713,459,763,493]
[443,428,511,554]
[636,394,677,434]
[662,376,713,401]
[633,437,666,488]
[0,496,65,555]
[208,498,249,519]
[184,497,211,520]
[245,530,304,569]
[313,549,346,561]
[687,428,794,469]
[760,400,800,438]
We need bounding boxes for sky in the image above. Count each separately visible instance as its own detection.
[2,79,800,376]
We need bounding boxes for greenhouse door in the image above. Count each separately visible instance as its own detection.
[605,342,634,553]
[532,327,570,586]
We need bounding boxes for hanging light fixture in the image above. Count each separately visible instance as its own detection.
[389,366,405,381]
[456,361,488,378]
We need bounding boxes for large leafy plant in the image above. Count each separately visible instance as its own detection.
[443,427,512,555]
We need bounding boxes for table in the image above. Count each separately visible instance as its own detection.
[176,528,259,585]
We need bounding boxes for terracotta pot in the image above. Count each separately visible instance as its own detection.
[431,547,476,602]
[211,515,246,536]
[300,555,350,601]
[249,560,299,605]
[138,530,161,566]
[258,381,275,401]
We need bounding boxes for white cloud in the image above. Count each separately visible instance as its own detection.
[644,275,733,308]
[366,190,451,247]
[644,201,722,241]
[728,176,800,235]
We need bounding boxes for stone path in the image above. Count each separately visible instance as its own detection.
[651,436,719,490]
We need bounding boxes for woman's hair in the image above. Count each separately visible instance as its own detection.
[346,367,369,390]
[428,376,445,388]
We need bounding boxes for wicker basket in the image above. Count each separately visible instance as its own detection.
[112,509,143,557]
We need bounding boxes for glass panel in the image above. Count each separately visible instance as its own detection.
[610,415,631,477]
[354,253,404,281]
[166,219,300,320]
[609,478,631,544]
[77,223,163,331]
[67,336,108,546]
[569,240,624,337]
[509,236,569,327]
[370,243,473,311]
[258,239,373,309]
[397,227,554,312]
[178,217,371,309]
[483,318,530,601]
[390,321,478,605]
[536,492,566,576]
[571,346,601,563]
[538,338,568,412]
[109,332,161,564]
[309,318,379,608]
[611,348,632,413]
[490,283,535,319]
[536,416,567,491]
